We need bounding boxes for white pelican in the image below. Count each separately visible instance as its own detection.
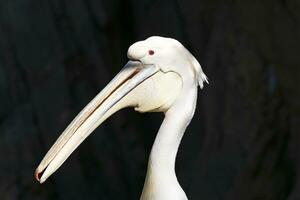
[35,36,208,200]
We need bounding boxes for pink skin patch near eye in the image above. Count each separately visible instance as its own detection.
[148,50,155,55]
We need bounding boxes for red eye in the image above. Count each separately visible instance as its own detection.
[148,50,155,55]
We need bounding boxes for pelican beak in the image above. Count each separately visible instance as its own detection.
[35,61,158,183]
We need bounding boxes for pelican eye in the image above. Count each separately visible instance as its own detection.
[148,50,155,55]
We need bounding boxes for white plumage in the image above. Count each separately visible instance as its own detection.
[35,36,208,200]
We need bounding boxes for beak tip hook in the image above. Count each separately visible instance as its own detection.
[35,167,43,184]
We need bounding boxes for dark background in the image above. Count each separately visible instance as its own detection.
[0,0,299,199]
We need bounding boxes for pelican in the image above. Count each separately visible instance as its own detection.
[35,36,208,200]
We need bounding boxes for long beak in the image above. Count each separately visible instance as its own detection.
[35,61,158,183]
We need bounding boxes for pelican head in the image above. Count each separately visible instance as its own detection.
[128,36,208,88]
[35,36,208,199]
